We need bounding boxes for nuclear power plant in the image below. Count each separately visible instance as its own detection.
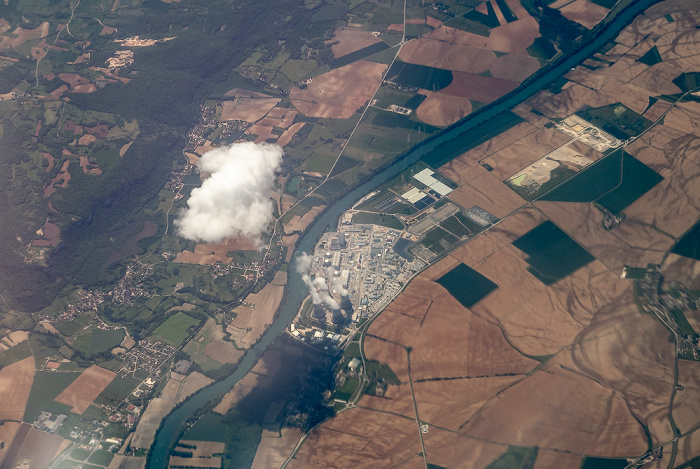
[289,223,425,349]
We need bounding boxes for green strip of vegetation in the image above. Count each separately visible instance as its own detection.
[351,212,403,229]
[334,42,391,68]
[422,111,524,168]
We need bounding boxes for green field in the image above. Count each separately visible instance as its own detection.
[344,342,361,358]
[576,104,652,140]
[512,221,595,285]
[184,412,230,442]
[421,112,524,168]
[351,212,404,229]
[365,360,401,385]
[439,215,474,238]
[484,445,538,469]
[386,61,453,91]
[0,340,32,366]
[150,312,201,346]
[334,376,360,402]
[88,450,114,466]
[99,375,142,403]
[540,151,663,213]
[437,263,498,308]
[70,447,92,461]
[24,371,80,422]
[672,222,700,260]
[421,226,458,254]
[184,410,262,469]
[52,316,90,337]
[72,329,125,357]
[580,456,628,469]
[670,309,696,335]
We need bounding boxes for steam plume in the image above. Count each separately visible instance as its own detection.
[175,142,283,243]
[296,252,340,309]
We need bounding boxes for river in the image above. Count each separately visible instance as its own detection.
[147,0,660,465]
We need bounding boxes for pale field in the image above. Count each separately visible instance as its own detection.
[108,455,147,469]
[568,310,675,447]
[623,125,700,238]
[489,52,541,81]
[533,449,583,468]
[174,236,257,265]
[480,126,572,180]
[437,121,538,185]
[250,427,303,469]
[493,261,629,356]
[368,273,538,381]
[662,253,700,290]
[398,38,497,74]
[244,123,276,143]
[326,28,381,58]
[229,283,285,348]
[535,201,675,273]
[40,322,60,334]
[289,61,387,119]
[672,359,700,433]
[440,71,519,104]
[2,424,68,469]
[220,95,280,123]
[462,362,648,456]
[176,440,225,458]
[55,365,116,414]
[559,0,610,29]
[213,372,268,415]
[0,357,34,421]
[185,318,243,364]
[71,83,97,93]
[283,206,324,234]
[257,107,297,129]
[0,22,48,50]
[447,170,526,219]
[0,421,21,467]
[425,0,539,55]
[413,375,523,431]
[5,330,28,345]
[359,338,415,419]
[663,100,700,136]
[422,429,507,469]
[289,407,421,469]
[276,122,305,148]
[203,339,243,365]
[281,234,298,262]
[131,372,212,449]
[414,90,472,127]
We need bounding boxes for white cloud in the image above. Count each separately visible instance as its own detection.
[175,142,283,243]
